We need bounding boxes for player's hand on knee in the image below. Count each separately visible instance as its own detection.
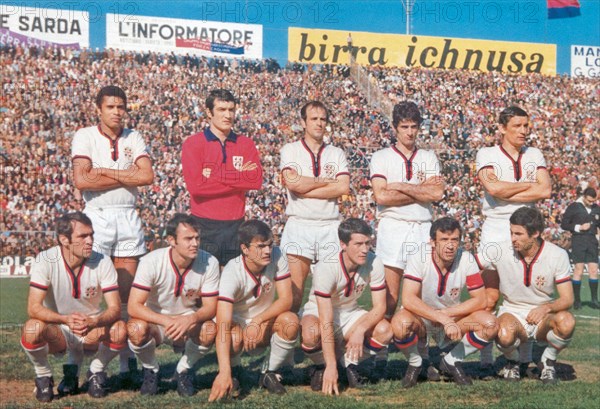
[345,332,364,362]
[526,305,551,325]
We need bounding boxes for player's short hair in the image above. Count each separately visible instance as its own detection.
[583,187,597,199]
[430,217,462,240]
[56,212,93,242]
[498,106,529,126]
[166,213,200,240]
[206,89,236,113]
[392,101,422,128]
[509,206,545,236]
[96,85,127,108]
[300,101,330,123]
[338,218,372,244]
[238,219,273,248]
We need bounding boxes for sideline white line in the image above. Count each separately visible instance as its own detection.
[574,314,600,319]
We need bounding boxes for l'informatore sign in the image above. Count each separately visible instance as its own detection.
[107,13,263,59]
[289,28,556,75]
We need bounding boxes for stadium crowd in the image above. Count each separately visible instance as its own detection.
[1,44,598,257]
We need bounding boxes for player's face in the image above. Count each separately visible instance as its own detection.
[208,99,236,137]
[510,224,539,254]
[583,194,597,207]
[500,116,529,149]
[97,96,126,130]
[242,237,274,269]
[302,106,328,142]
[395,120,420,150]
[341,233,371,266]
[171,223,200,260]
[63,221,94,259]
[431,229,460,264]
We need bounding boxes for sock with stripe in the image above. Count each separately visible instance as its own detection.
[89,342,125,374]
[394,334,422,367]
[266,333,297,372]
[128,338,159,372]
[572,280,581,304]
[176,339,211,373]
[66,343,84,377]
[417,336,429,359]
[302,343,325,366]
[590,279,598,303]
[446,331,491,366]
[21,339,52,378]
[541,330,571,364]
[519,339,534,363]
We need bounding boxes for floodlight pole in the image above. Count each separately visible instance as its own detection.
[400,0,415,35]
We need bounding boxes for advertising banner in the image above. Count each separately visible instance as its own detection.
[289,27,556,75]
[106,13,262,59]
[0,255,33,277]
[0,5,89,49]
[571,45,600,77]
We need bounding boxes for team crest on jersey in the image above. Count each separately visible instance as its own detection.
[184,289,198,299]
[535,276,547,288]
[262,282,273,294]
[415,170,426,183]
[354,284,366,294]
[323,163,337,178]
[233,156,244,171]
[124,147,133,161]
[450,288,460,300]
[84,287,97,298]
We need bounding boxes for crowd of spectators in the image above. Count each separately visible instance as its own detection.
[1,44,597,258]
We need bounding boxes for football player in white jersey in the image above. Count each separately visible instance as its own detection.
[369,101,444,372]
[126,214,220,396]
[21,212,126,402]
[209,220,299,401]
[279,101,350,312]
[300,218,392,395]
[476,207,575,384]
[475,106,551,375]
[391,217,497,387]
[72,85,154,380]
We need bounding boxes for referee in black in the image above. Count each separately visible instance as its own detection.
[561,187,600,309]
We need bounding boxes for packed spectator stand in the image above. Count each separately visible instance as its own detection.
[1,44,598,258]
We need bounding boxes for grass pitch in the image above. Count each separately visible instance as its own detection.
[1,277,599,408]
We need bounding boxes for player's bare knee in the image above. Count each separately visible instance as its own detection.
[22,319,47,343]
[496,326,517,347]
[373,319,393,344]
[300,317,321,347]
[553,311,575,337]
[110,320,127,344]
[199,320,217,346]
[276,311,300,340]
[391,311,413,338]
[127,319,150,345]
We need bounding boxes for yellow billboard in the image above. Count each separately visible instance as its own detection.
[289,28,556,75]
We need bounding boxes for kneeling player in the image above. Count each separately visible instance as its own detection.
[476,207,575,384]
[21,212,126,402]
[127,214,220,396]
[392,217,498,387]
[209,220,299,401]
[301,218,392,395]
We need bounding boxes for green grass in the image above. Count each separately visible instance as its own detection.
[1,277,599,408]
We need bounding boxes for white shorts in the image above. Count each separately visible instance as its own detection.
[155,311,197,345]
[420,318,454,350]
[497,305,540,340]
[375,218,430,269]
[85,206,146,257]
[59,324,85,352]
[280,218,340,262]
[479,217,510,252]
[300,302,368,338]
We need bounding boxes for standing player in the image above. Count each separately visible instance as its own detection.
[182,89,263,267]
[209,220,299,401]
[280,101,350,312]
[300,218,391,395]
[21,212,126,402]
[475,106,551,374]
[476,207,575,384]
[391,217,498,387]
[72,85,154,380]
[369,101,444,370]
[127,214,220,396]
[560,187,600,309]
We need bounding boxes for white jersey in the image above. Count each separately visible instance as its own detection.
[71,125,150,208]
[305,252,386,314]
[403,247,483,309]
[218,247,290,322]
[476,145,547,219]
[29,246,118,317]
[475,240,571,311]
[132,247,220,316]
[369,146,440,222]
[280,140,349,222]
